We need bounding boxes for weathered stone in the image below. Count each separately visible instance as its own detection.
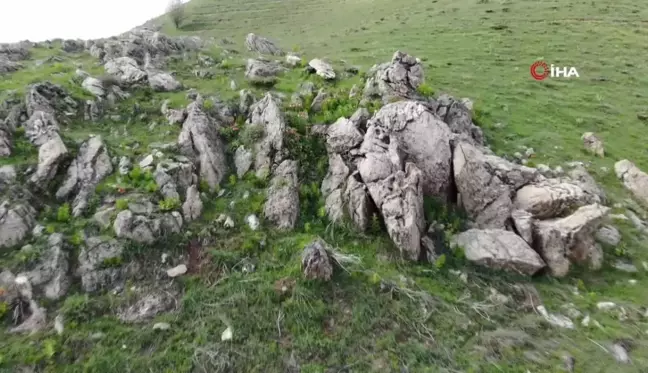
[264,160,299,230]
[234,146,253,178]
[147,70,182,92]
[515,179,594,219]
[82,77,106,98]
[182,185,203,222]
[363,51,424,103]
[308,59,335,80]
[595,225,621,246]
[18,233,69,300]
[104,57,147,85]
[56,136,113,217]
[245,58,284,82]
[453,229,546,275]
[178,99,227,191]
[0,201,36,250]
[77,236,124,292]
[245,33,284,56]
[246,93,286,178]
[533,204,610,277]
[117,288,176,323]
[615,160,648,207]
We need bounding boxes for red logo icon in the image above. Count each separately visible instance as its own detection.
[530,61,550,81]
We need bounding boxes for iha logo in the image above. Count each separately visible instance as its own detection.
[530,61,579,81]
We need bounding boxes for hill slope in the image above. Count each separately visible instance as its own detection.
[0,0,647,372]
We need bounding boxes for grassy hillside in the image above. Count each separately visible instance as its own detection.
[0,0,647,372]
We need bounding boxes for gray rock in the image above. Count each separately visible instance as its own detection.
[515,179,595,219]
[435,94,485,146]
[453,229,546,275]
[246,93,286,178]
[609,343,630,364]
[245,33,284,56]
[533,204,610,277]
[325,109,367,153]
[24,111,68,186]
[117,288,176,323]
[595,225,621,246]
[511,209,534,245]
[0,165,16,185]
[0,122,11,156]
[239,89,255,117]
[178,99,227,191]
[56,136,113,217]
[454,142,538,228]
[18,233,69,300]
[0,201,36,249]
[615,160,648,207]
[345,173,372,231]
[245,58,285,82]
[234,146,253,178]
[568,165,606,204]
[82,77,106,98]
[308,59,336,80]
[363,100,453,198]
[321,153,350,222]
[139,154,154,168]
[118,156,131,175]
[363,51,424,104]
[77,236,124,292]
[245,214,260,231]
[104,57,147,85]
[302,239,333,281]
[166,264,187,278]
[286,54,302,67]
[93,207,115,229]
[147,70,182,92]
[264,160,300,230]
[25,81,77,119]
[182,185,203,222]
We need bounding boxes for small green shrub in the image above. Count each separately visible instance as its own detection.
[116,198,129,211]
[129,166,143,181]
[101,256,123,268]
[240,125,265,145]
[60,294,108,323]
[228,175,237,186]
[159,197,181,212]
[416,83,434,97]
[56,204,71,222]
[145,180,159,193]
[69,231,83,247]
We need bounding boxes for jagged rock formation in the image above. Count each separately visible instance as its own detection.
[56,136,113,217]
[18,233,70,300]
[0,201,36,250]
[264,160,300,230]
[615,160,648,207]
[363,51,425,104]
[245,33,284,56]
[246,93,286,178]
[302,239,333,281]
[178,98,227,191]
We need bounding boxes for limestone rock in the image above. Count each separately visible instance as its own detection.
[117,288,176,323]
[234,146,253,178]
[453,229,546,276]
[0,201,36,250]
[515,179,594,219]
[595,225,621,246]
[245,33,284,56]
[533,204,610,277]
[245,58,284,82]
[82,77,106,98]
[435,94,484,145]
[178,99,227,191]
[147,70,182,92]
[246,93,286,178]
[18,233,69,300]
[264,160,299,230]
[308,59,336,80]
[77,236,124,292]
[56,136,113,217]
[615,160,648,207]
[363,51,424,103]
[104,57,147,85]
[24,111,68,186]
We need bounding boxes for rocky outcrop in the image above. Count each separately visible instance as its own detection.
[147,70,182,92]
[245,58,285,82]
[234,146,253,178]
[245,33,284,56]
[24,111,68,186]
[435,94,484,145]
[178,99,227,191]
[18,234,69,300]
[0,201,36,250]
[514,179,596,219]
[82,77,106,98]
[302,239,333,281]
[453,141,538,228]
[0,122,11,156]
[453,229,546,275]
[363,51,424,103]
[56,136,113,217]
[113,210,183,244]
[104,57,147,86]
[364,100,453,198]
[307,59,336,80]
[25,81,77,119]
[264,160,300,230]
[246,93,286,178]
[533,204,609,277]
[615,160,648,207]
[77,236,124,292]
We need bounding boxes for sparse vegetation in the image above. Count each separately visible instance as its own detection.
[167,0,186,29]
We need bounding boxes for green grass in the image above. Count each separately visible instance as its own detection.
[1,0,648,371]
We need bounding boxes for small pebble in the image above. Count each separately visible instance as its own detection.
[166,264,187,278]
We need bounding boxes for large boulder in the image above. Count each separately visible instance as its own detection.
[245,58,285,82]
[308,59,336,80]
[514,179,596,219]
[615,160,648,207]
[435,94,484,145]
[82,77,106,98]
[246,93,286,178]
[104,57,147,85]
[178,99,228,191]
[18,233,70,300]
[113,210,183,244]
[326,108,368,154]
[245,33,284,56]
[0,201,36,250]
[24,111,68,186]
[56,136,113,217]
[264,160,300,230]
[147,70,182,92]
[453,229,546,276]
[533,204,610,277]
[302,239,333,281]
[25,81,77,119]
[362,100,453,198]
[363,51,425,103]
[77,236,125,292]
[453,141,538,228]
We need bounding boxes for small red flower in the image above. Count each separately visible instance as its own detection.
[117,187,126,194]
[232,126,239,131]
